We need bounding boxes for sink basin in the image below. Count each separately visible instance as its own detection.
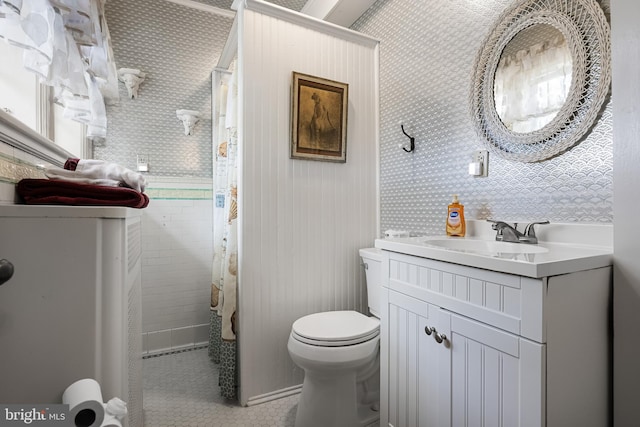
[424,238,549,254]
[375,221,613,278]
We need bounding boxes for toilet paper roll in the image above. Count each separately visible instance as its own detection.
[62,379,106,427]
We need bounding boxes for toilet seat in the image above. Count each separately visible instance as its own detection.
[291,311,380,347]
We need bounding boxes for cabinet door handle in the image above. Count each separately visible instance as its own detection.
[0,259,14,286]
[434,331,447,344]
[424,326,435,336]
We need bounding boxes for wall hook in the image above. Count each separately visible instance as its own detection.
[400,124,415,152]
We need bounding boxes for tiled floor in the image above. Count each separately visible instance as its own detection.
[143,348,298,427]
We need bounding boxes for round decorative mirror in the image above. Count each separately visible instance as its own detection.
[494,24,572,134]
[471,0,611,162]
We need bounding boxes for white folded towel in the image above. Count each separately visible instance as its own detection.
[42,172,122,188]
[45,159,147,192]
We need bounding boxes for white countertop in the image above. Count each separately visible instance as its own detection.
[0,204,142,219]
[375,220,613,278]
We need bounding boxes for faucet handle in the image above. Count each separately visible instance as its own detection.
[486,220,522,242]
[486,219,503,232]
[486,219,516,231]
[523,221,549,238]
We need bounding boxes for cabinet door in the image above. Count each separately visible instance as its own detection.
[441,311,546,427]
[385,290,449,427]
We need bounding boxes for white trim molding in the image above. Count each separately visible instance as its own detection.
[246,385,302,406]
[233,0,380,48]
[301,0,377,28]
[217,16,238,70]
[164,0,235,18]
[0,110,73,168]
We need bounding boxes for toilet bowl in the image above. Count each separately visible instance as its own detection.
[288,248,383,427]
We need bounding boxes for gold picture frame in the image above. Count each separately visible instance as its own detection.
[291,72,348,163]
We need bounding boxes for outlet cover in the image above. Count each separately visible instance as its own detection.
[136,154,149,172]
[472,150,489,177]
[215,194,225,208]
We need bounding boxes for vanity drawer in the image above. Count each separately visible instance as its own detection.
[382,251,546,342]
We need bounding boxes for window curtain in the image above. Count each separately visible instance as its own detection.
[0,0,119,140]
[494,35,572,133]
[209,68,238,400]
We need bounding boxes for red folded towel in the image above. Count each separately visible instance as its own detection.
[17,179,149,209]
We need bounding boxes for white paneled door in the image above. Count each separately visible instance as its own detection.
[446,312,545,427]
[384,289,546,427]
[386,290,443,427]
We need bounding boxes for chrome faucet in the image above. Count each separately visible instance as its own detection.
[487,220,549,244]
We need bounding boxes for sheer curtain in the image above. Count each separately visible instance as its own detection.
[209,68,238,400]
[494,35,572,133]
[0,0,119,140]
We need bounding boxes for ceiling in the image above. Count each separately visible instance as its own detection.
[190,0,377,28]
[193,0,308,12]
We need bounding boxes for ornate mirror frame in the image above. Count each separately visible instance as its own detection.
[470,0,611,162]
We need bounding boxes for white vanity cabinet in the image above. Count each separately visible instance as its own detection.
[380,250,611,427]
[0,206,143,427]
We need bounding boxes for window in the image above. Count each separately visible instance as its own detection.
[0,41,86,158]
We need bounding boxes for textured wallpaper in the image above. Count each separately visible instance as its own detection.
[100,0,233,177]
[353,0,613,235]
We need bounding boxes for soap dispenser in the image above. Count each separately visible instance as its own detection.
[446,194,466,237]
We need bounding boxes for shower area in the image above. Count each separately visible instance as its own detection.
[102,0,379,410]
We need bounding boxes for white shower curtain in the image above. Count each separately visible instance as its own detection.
[209,69,238,400]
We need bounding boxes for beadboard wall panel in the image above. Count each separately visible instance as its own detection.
[236,3,379,404]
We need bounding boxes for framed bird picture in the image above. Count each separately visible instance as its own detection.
[290,72,348,163]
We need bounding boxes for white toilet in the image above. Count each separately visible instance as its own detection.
[287,247,382,427]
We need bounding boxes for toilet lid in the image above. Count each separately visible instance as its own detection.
[292,311,380,347]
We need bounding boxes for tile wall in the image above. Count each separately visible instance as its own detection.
[0,150,46,203]
[141,177,213,354]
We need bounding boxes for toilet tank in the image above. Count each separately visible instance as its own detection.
[359,248,383,318]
